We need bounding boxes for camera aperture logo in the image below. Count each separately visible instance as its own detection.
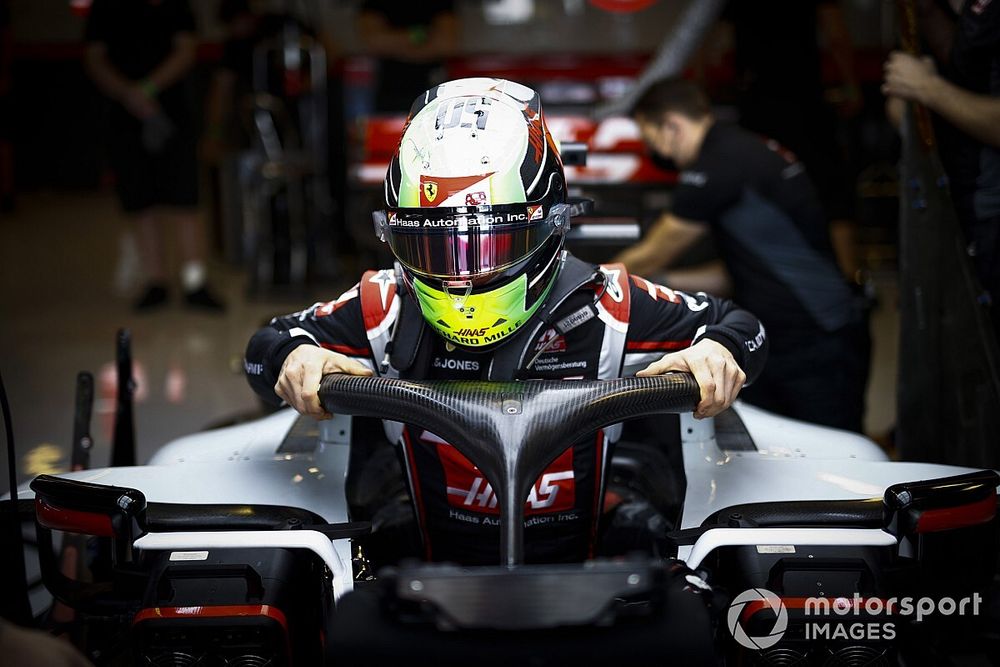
[727,588,788,650]
[727,588,983,649]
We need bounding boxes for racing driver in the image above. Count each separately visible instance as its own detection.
[244,78,768,565]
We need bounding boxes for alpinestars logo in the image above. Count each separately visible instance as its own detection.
[599,266,624,302]
[727,588,788,650]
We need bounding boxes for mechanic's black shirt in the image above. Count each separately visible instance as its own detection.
[245,259,767,564]
[670,122,854,346]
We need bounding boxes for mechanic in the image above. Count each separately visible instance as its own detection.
[613,78,869,433]
[244,78,767,565]
[882,0,1000,336]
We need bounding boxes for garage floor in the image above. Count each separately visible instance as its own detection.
[0,190,900,496]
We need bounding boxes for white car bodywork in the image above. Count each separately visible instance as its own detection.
[9,401,985,602]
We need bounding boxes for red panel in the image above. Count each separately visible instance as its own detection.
[741,596,897,622]
[133,605,291,659]
[35,498,114,537]
[134,604,287,628]
[363,117,408,160]
[358,269,397,333]
[589,0,658,13]
[915,494,997,533]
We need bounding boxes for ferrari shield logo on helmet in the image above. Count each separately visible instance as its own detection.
[423,181,439,203]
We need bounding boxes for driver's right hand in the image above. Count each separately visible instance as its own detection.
[275,345,373,420]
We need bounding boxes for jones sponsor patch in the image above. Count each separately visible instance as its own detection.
[433,357,480,372]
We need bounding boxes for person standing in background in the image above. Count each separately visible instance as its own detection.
[359,0,458,113]
[84,0,225,312]
[882,0,1000,335]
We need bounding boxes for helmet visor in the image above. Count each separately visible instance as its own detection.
[374,203,569,286]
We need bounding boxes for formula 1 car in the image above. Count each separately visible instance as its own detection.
[4,356,999,666]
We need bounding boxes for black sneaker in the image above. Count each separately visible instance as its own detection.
[133,284,168,312]
[183,286,226,312]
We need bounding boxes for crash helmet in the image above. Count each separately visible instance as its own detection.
[373,78,572,350]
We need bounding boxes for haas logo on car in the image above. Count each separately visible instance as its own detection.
[434,438,575,514]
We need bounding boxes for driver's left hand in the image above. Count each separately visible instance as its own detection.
[635,338,746,419]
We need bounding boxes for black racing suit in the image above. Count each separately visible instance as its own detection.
[245,255,767,565]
